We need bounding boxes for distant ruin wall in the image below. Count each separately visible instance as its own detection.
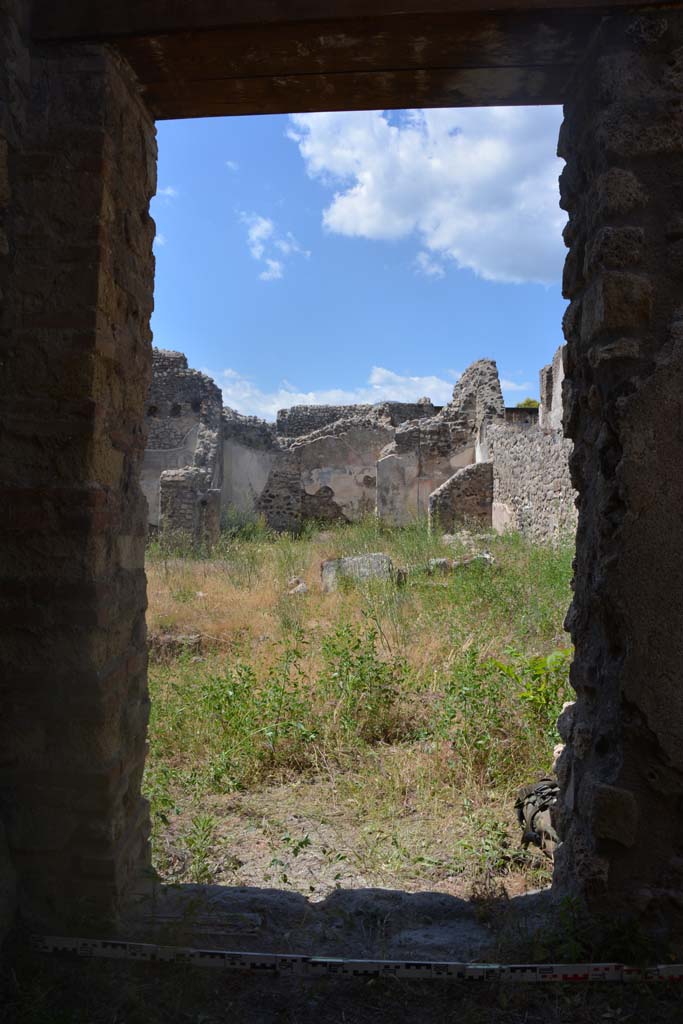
[297,423,392,523]
[428,462,494,532]
[146,350,200,449]
[255,422,393,530]
[159,469,221,543]
[276,400,438,437]
[144,349,574,542]
[487,420,576,543]
[539,346,565,432]
[276,404,374,437]
[143,349,223,539]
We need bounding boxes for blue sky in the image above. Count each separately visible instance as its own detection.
[151,106,567,420]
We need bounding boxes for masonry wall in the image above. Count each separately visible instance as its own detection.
[555,10,683,920]
[276,404,374,437]
[255,418,394,530]
[146,350,200,448]
[221,409,279,522]
[428,462,493,532]
[487,418,577,543]
[296,422,393,522]
[375,361,502,526]
[142,348,223,539]
[1,7,156,930]
[276,399,437,437]
[539,346,565,432]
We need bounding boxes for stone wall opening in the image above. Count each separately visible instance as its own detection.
[4,0,683,950]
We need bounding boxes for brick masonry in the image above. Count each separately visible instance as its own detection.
[1,1,156,928]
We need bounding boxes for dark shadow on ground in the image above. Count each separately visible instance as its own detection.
[123,880,553,961]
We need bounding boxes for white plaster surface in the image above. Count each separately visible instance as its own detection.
[222,440,277,519]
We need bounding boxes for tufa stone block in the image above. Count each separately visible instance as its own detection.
[592,783,640,847]
[584,227,644,275]
[593,168,647,217]
[581,272,653,342]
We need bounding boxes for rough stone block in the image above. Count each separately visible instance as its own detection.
[591,783,640,847]
[593,168,647,217]
[596,108,683,158]
[581,272,653,342]
[584,227,644,274]
[587,337,642,367]
[321,553,394,593]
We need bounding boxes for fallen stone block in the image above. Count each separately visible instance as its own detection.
[287,576,308,595]
[428,557,453,574]
[427,552,495,575]
[321,553,394,593]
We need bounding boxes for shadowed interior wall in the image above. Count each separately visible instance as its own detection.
[554,9,683,920]
[0,0,156,926]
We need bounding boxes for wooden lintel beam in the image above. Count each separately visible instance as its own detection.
[143,65,571,120]
[32,0,679,43]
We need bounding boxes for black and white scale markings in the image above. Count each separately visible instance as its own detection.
[34,936,683,983]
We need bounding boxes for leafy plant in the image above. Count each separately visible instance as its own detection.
[319,623,408,744]
[185,813,218,883]
[493,647,571,740]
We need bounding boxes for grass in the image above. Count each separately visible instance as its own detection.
[143,517,574,898]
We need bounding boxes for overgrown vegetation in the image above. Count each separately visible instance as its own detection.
[144,518,573,897]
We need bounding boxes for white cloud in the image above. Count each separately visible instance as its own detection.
[153,233,167,248]
[415,250,445,279]
[210,365,454,419]
[210,364,536,419]
[243,214,274,260]
[500,378,533,393]
[156,185,178,199]
[225,160,239,171]
[240,211,310,280]
[259,258,284,281]
[287,107,565,285]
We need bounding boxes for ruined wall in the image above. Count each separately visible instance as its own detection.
[142,348,223,539]
[255,418,394,530]
[146,350,201,448]
[296,422,393,523]
[428,462,494,532]
[447,358,506,431]
[1,6,156,929]
[255,450,303,532]
[540,346,565,432]
[222,409,279,523]
[276,404,374,437]
[375,362,502,525]
[487,416,576,543]
[554,10,683,921]
[145,349,575,542]
[276,399,437,438]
